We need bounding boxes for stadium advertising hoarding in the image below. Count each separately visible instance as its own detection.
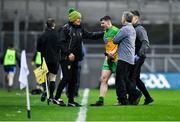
[108,73,180,89]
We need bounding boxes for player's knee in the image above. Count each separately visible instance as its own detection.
[100,76,108,83]
[48,73,57,81]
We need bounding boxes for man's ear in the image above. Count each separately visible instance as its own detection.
[108,20,111,26]
[135,16,139,22]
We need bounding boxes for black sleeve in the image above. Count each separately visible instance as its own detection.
[57,27,69,55]
[136,26,150,57]
[82,28,104,40]
[136,26,150,51]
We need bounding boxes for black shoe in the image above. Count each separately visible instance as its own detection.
[47,98,53,105]
[121,100,129,105]
[90,101,104,106]
[114,100,129,106]
[41,92,47,102]
[68,101,82,107]
[131,91,142,105]
[53,99,66,106]
[144,97,154,105]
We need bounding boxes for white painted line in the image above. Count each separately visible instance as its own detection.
[76,88,90,122]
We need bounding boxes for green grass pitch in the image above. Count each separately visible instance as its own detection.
[0,89,180,121]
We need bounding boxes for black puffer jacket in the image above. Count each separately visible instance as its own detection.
[59,22,104,61]
[37,28,60,64]
[134,22,150,57]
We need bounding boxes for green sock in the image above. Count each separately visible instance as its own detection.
[99,97,104,102]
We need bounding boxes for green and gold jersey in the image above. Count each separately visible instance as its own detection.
[104,25,119,62]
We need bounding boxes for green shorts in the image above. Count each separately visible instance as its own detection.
[102,59,117,73]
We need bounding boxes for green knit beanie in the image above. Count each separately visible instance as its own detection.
[68,8,82,22]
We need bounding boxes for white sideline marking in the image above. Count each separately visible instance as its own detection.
[76,88,90,122]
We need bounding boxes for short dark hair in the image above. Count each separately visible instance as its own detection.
[100,15,111,21]
[46,18,55,28]
[131,10,140,17]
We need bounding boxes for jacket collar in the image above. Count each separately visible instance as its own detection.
[68,22,82,28]
[122,22,132,27]
[133,21,141,27]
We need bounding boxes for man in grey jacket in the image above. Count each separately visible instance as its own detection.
[131,10,153,105]
[113,11,142,105]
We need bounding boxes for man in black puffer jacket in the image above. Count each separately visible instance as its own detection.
[130,10,154,105]
[53,8,104,107]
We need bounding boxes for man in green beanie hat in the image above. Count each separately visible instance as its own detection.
[68,8,82,23]
[53,8,104,107]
